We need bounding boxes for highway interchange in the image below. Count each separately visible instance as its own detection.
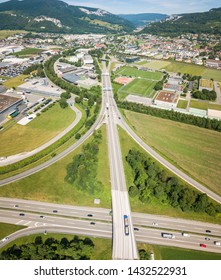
[0,60,221,259]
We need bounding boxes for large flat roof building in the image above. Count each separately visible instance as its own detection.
[0,94,23,122]
[154,90,179,108]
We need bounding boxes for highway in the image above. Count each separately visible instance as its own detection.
[0,58,221,259]
[1,197,221,237]
[103,65,138,259]
[1,207,221,254]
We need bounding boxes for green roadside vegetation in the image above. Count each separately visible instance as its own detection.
[0,103,76,157]
[121,110,221,196]
[138,243,221,260]
[136,60,221,82]
[118,125,221,224]
[177,99,188,109]
[3,74,29,89]
[0,30,26,39]
[0,223,25,240]
[0,234,112,260]
[0,126,111,208]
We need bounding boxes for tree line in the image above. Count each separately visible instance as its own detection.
[65,131,103,195]
[116,99,221,132]
[127,149,221,216]
[192,89,217,101]
[0,235,94,260]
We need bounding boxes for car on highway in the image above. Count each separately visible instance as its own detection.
[14,204,19,208]
[182,232,189,237]
[40,215,45,218]
[134,228,139,231]
[53,210,58,213]
[87,214,93,217]
[90,222,95,225]
[19,213,25,216]
[200,243,207,248]
[205,237,210,241]
[205,230,211,233]
[214,241,221,246]
[152,222,158,226]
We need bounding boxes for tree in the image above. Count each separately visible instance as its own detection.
[59,98,68,109]
[129,185,139,197]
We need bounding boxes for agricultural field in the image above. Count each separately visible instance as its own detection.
[3,74,29,89]
[119,78,156,98]
[177,99,188,109]
[122,110,221,196]
[0,126,111,209]
[139,60,221,82]
[115,66,163,80]
[0,103,76,156]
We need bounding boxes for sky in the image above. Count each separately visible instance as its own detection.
[0,0,220,15]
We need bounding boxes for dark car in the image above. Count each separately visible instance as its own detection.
[40,215,45,218]
[134,228,139,231]
[90,222,95,225]
[205,237,210,241]
[53,210,58,213]
[87,214,93,217]
[206,230,211,233]
[19,213,25,216]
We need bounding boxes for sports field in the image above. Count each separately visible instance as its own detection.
[115,66,163,80]
[138,60,221,82]
[119,78,156,98]
[190,100,209,110]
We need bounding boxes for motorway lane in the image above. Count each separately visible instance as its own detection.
[104,68,138,260]
[1,209,221,254]
[1,197,221,237]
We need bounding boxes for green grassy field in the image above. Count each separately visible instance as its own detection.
[0,125,111,208]
[152,245,221,260]
[119,78,156,98]
[118,125,221,224]
[3,74,29,89]
[0,103,76,157]
[15,48,44,57]
[208,103,221,111]
[139,60,221,82]
[122,110,221,197]
[0,233,112,259]
[190,100,209,110]
[115,66,163,80]
[0,223,25,240]
[177,99,188,109]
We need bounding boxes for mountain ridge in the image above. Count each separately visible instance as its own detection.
[0,0,135,34]
[141,7,221,36]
